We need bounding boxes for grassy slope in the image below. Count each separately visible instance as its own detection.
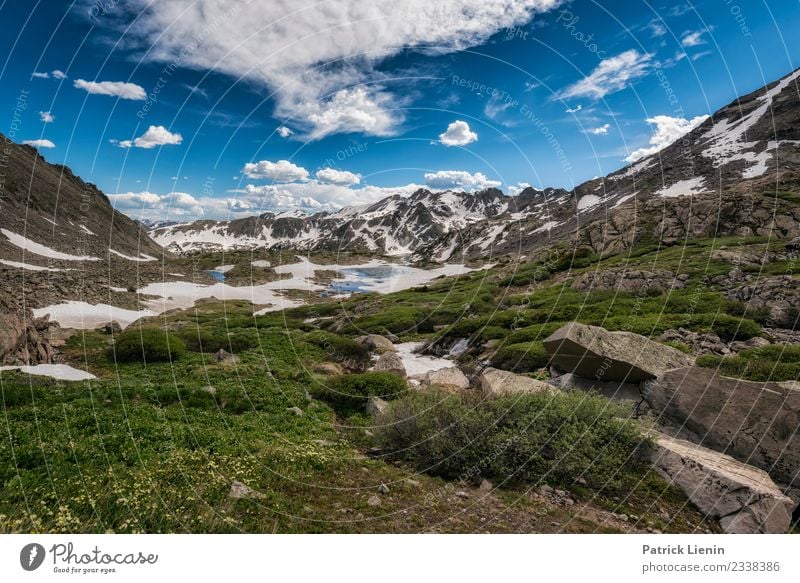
[4,234,792,533]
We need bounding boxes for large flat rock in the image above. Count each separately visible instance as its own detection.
[543,322,693,383]
[651,434,794,533]
[643,366,800,487]
[480,367,553,397]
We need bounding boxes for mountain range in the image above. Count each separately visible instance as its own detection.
[149,67,800,260]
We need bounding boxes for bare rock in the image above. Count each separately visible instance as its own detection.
[314,362,344,376]
[100,321,122,335]
[367,495,382,507]
[543,322,694,382]
[213,348,240,364]
[366,396,389,418]
[373,352,406,378]
[423,367,470,391]
[355,334,397,354]
[643,366,800,487]
[229,480,265,500]
[572,268,685,294]
[650,434,793,533]
[287,406,304,416]
[480,367,553,397]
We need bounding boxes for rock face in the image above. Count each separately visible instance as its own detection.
[373,352,406,378]
[727,275,800,329]
[571,269,686,294]
[650,434,794,534]
[0,297,59,365]
[423,367,470,391]
[544,322,694,383]
[356,335,397,354]
[480,367,553,397]
[643,367,800,487]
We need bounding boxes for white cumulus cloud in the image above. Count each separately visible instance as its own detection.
[560,50,653,100]
[424,170,500,191]
[624,114,709,163]
[74,79,146,100]
[316,168,361,186]
[243,160,310,182]
[39,111,55,123]
[438,120,478,147]
[277,126,293,138]
[114,0,560,139]
[115,125,183,149]
[22,139,56,148]
[681,30,706,47]
[108,191,206,220]
[588,124,610,135]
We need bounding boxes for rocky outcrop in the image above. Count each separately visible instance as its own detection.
[356,335,397,354]
[480,367,553,397]
[0,296,59,365]
[422,367,470,391]
[650,434,794,534]
[373,352,406,378]
[543,322,694,383]
[643,366,800,487]
[727,275,800,329]
[571,269,686,294]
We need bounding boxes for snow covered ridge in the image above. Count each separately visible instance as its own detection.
[148,188,556,257]
[1,228,100,261]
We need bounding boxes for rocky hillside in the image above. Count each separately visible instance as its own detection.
[150,68,800,260]
[0,135,184,364]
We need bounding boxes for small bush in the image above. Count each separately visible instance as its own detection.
[662,340,691,354]
[177,327,259,354]
[491,341,549,373]
[312,372,407,413]
[110,328,186,363]
[305,330,370,368]
[697,344,800,381]
[376,389,648,491]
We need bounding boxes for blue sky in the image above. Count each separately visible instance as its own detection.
[1,0,799,221]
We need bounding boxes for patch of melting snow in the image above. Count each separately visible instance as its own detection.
[577,194,602,211]
[393,342,454,377]
[109,249,157,262]
[37,256,485,329]
[656,177,707,198]
[32,301,156,330]
[79,224,95,236]
[0,259,68,272]
[214,264,236,273]
[251,260,271,268]
[1,228,100,261]
[0,364,96,381]
[532,220,561,234]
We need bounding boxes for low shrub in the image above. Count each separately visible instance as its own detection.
[376,389,648,491]
[110,328,186,363]
[177,327,259,354]
[304,330,370,369]
[312,372,407,413]
[697,344,800,381]
[490,341,549,373]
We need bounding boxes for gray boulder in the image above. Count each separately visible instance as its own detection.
[543,322,694,382]
[423,367,470,391]
[373,352,406,378]
[643,366,800,487]
[480,367,553,397]
[366,396,389,418]
[650,434,794,533]
[355,334,397,354]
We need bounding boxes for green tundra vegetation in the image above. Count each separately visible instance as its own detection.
[2,234,794,533]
